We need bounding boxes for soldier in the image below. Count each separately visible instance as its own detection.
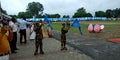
[34,22,44,55]
[61,23,69,51]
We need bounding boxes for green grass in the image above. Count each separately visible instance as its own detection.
[80,20,120,39]
[45,20,120,40]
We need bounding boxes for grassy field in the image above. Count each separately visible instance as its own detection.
[45,20,120,40]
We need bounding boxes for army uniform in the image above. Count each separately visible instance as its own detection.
[34,23,44,55]
[61,23,69,50]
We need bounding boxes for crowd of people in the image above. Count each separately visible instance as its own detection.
[0,17,70,60]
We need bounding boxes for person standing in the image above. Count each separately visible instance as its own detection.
[9,17,18,53]
[47,25,52,38]
[61,23,69,51]
[34,22,44,55]
[26,24,31,41]
[29,24,36,40]
[17,18,31,44]
[0,23,13,60]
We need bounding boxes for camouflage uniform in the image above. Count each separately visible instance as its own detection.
[34,23,44,55]
[61,23,68,50]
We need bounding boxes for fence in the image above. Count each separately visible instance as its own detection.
[18,17,107,21]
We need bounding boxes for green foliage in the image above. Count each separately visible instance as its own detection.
[113,8,120,18]
[45,14,61,18]
[18,12,33,18]
[50,20,120,39]
[106,9,113,18]
[95,11,106,17]
[72,7,92,17]
[1,8,7,15]
[38,14,44,18]
[51,22,62,31]
[26,2,44,17]
[63,15,70,18]
[18,12,27,18]
[85,13,93,17]
[106,8,120,18]
[73,7,86,17]
[9,15,17,18]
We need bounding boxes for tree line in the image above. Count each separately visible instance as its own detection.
[1,2,120,18]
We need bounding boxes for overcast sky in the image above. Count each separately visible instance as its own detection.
[1,0,120,16]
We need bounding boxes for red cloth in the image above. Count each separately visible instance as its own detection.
[108,38,120,43]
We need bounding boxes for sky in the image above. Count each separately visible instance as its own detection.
[1,0,120,17]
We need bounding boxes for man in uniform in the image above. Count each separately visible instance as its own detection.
[61,23,69,51]
[34,22,44,55]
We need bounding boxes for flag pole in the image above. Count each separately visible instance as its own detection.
[71,19,83,35]
[78,27,83,35]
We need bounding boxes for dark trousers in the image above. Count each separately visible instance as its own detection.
[10,32,17,52]
[35,36,43,53]
[61,34,66,47]
[20,29,26,44]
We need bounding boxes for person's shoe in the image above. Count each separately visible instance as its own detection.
[64,47,68,50]
[39,51,44,54]
[15,48,19,50]
[11,51,17,54]
[24,42,27,44]
[61,48,64,51]
[34,52,38,55]
[20,43,23,45]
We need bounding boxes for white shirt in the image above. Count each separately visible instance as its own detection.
[17,19,31,30]
[9,21,18,32]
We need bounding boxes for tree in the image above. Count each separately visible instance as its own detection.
[95,11,106,17]
[47,14,60,18]
[85,13,93,17]
[18,12,26,18]
[113,8,120,18]
[63,15,70,18]
[18,12,33,18]
[0,8,7,15]
[72,7,92,18]
[26,2,44,17]
[73,7,86,18]
[106,9,113,18]
[55,14,60,18]
[1,9,7,15]
[38,14,44,18]
[25,12,33,18]
[9,15,17,18]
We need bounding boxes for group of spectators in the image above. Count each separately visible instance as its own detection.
[0,17,34,60]
[0,17,70,60]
